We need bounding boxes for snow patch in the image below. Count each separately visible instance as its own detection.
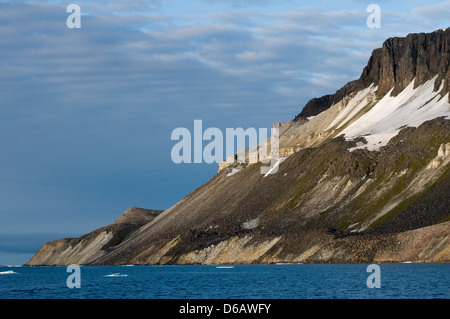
[348,222,359,229]
[317,173,328,184]
[242,218,259,230]
[326,84,377,131]
[226,168,241,177]
[341,76,450,151]
[263,157,288,177]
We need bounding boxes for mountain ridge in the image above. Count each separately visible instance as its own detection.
[26,29,450,266]
[295,28,450,120]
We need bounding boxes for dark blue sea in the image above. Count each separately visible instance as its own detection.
[1,264,449,299]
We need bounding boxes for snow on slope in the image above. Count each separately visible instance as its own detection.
[326,84,378,131]
[227,168,241,177]
[263,157,288,177]
[340,76,450,151]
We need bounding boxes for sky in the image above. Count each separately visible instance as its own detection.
[0,0,449,265]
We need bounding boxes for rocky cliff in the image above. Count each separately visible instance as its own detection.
[295,28,450,120]
[27,29,450,266]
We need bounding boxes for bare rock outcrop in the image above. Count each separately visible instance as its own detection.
[295,28,450,120]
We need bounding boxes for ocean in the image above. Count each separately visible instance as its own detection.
[0,264,449,299]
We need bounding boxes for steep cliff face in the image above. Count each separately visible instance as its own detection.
[27,29,450,266]
[295,28,450,120]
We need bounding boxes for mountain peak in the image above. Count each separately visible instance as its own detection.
[296,28,450,120]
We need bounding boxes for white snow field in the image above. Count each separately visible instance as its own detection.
[339,76,450,151]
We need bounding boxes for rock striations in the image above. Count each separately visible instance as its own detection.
[27,29,450,266]
[26,208,163,266]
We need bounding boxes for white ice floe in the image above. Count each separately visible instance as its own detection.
[0,270,17,275]
[104,273,128,277]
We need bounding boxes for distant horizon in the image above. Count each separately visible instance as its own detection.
[1,0,449,265]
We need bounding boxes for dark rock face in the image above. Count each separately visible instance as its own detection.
[295,28,450,120]
[294,80,357,118]
[366,29,450,96]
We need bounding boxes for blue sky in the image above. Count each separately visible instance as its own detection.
[0,0,449,265]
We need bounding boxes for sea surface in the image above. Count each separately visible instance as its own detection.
[0,264,448,299]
